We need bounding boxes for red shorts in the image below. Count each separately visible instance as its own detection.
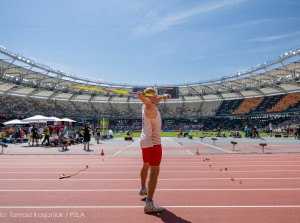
[142,144,162,166]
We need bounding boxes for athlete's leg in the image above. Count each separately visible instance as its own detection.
[147,165,160,199]
[147,144,162,199]
[140,162,149,187]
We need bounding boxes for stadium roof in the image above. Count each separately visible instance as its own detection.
[0,45,300,103]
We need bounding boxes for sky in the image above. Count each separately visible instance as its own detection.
[0,0,300,86]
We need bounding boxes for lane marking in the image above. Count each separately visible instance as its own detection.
[1,170,300,174]
[195,141,234,153]
[1,165,300,168]
[1,160,300,164]
[166,137,182,146]
[112,150,122,156]
[185,150,194,155]
[0,188,299,192]
[2,154,300,160]
[1,205,300,209]
[1,177,300,181]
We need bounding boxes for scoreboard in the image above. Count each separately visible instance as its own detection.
[157,87,179,99]
[132,87,179,99]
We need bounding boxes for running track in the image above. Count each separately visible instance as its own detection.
[0,153,300,223]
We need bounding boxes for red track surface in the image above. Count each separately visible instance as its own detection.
[221,145,300,151]
[1,154,300,223]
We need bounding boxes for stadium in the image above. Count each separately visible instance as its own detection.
[1,45,300,133]
[1,1,300,221]
[1,47,300,222]
[0,14,300,223]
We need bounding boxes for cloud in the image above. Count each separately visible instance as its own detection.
[134,0,247,37]
[248,30,300,42]
[232,19,276,28]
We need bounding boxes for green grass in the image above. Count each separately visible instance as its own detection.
[113,131,274,138]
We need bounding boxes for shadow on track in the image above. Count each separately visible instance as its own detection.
[148,209,192,223]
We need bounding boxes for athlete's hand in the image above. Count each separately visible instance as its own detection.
[137,91,144,99]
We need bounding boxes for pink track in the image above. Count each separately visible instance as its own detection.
[1,153,300,223]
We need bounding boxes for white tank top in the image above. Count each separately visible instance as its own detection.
[140,104,161,148]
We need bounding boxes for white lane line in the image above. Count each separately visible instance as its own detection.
[1,160,300,164]
[2,154,300,160]
[168,137,184,147]
[0,188,299,192]
[5,155,300,159]
[1,170,300,174]
[0,205,300,208]
[1,177,300,181]
[185,150,194,155]
[1,165,300,168]
[112,150,122,156]
[195,141,235,153]
[165,137,182,146]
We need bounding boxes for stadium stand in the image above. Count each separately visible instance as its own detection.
[232,97,264,115]
[251,94,285,114]
[200,101,222,117]
[267,92,300,113]
[0,46,299,132]
[287,99,300,111]
[1,93,300,120]
[216,99,243,116]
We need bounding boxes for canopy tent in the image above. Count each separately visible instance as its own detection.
[61,118,77,122]
[47,116,62,122]
[22,115,52,123]
[4,119,29,125]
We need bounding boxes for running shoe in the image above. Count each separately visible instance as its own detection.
[144,201,164,214]
[139,186,147,196]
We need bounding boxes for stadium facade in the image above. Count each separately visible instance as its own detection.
[0,45,299,130]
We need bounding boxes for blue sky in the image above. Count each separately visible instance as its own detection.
[1,0,299,86]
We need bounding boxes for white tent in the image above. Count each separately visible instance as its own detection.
[61,118,77,122]
[4,119,29,125]
[22,115,52,123]
[48,116,62,122]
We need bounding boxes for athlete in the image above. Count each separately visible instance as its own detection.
[137,88,171,214]
[95,124,101,144]
[83,123,91,151]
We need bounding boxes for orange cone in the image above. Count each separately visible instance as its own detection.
[196,149,200,155]
[100,149,105,156]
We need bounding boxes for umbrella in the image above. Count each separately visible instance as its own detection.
[4,119,29,125]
